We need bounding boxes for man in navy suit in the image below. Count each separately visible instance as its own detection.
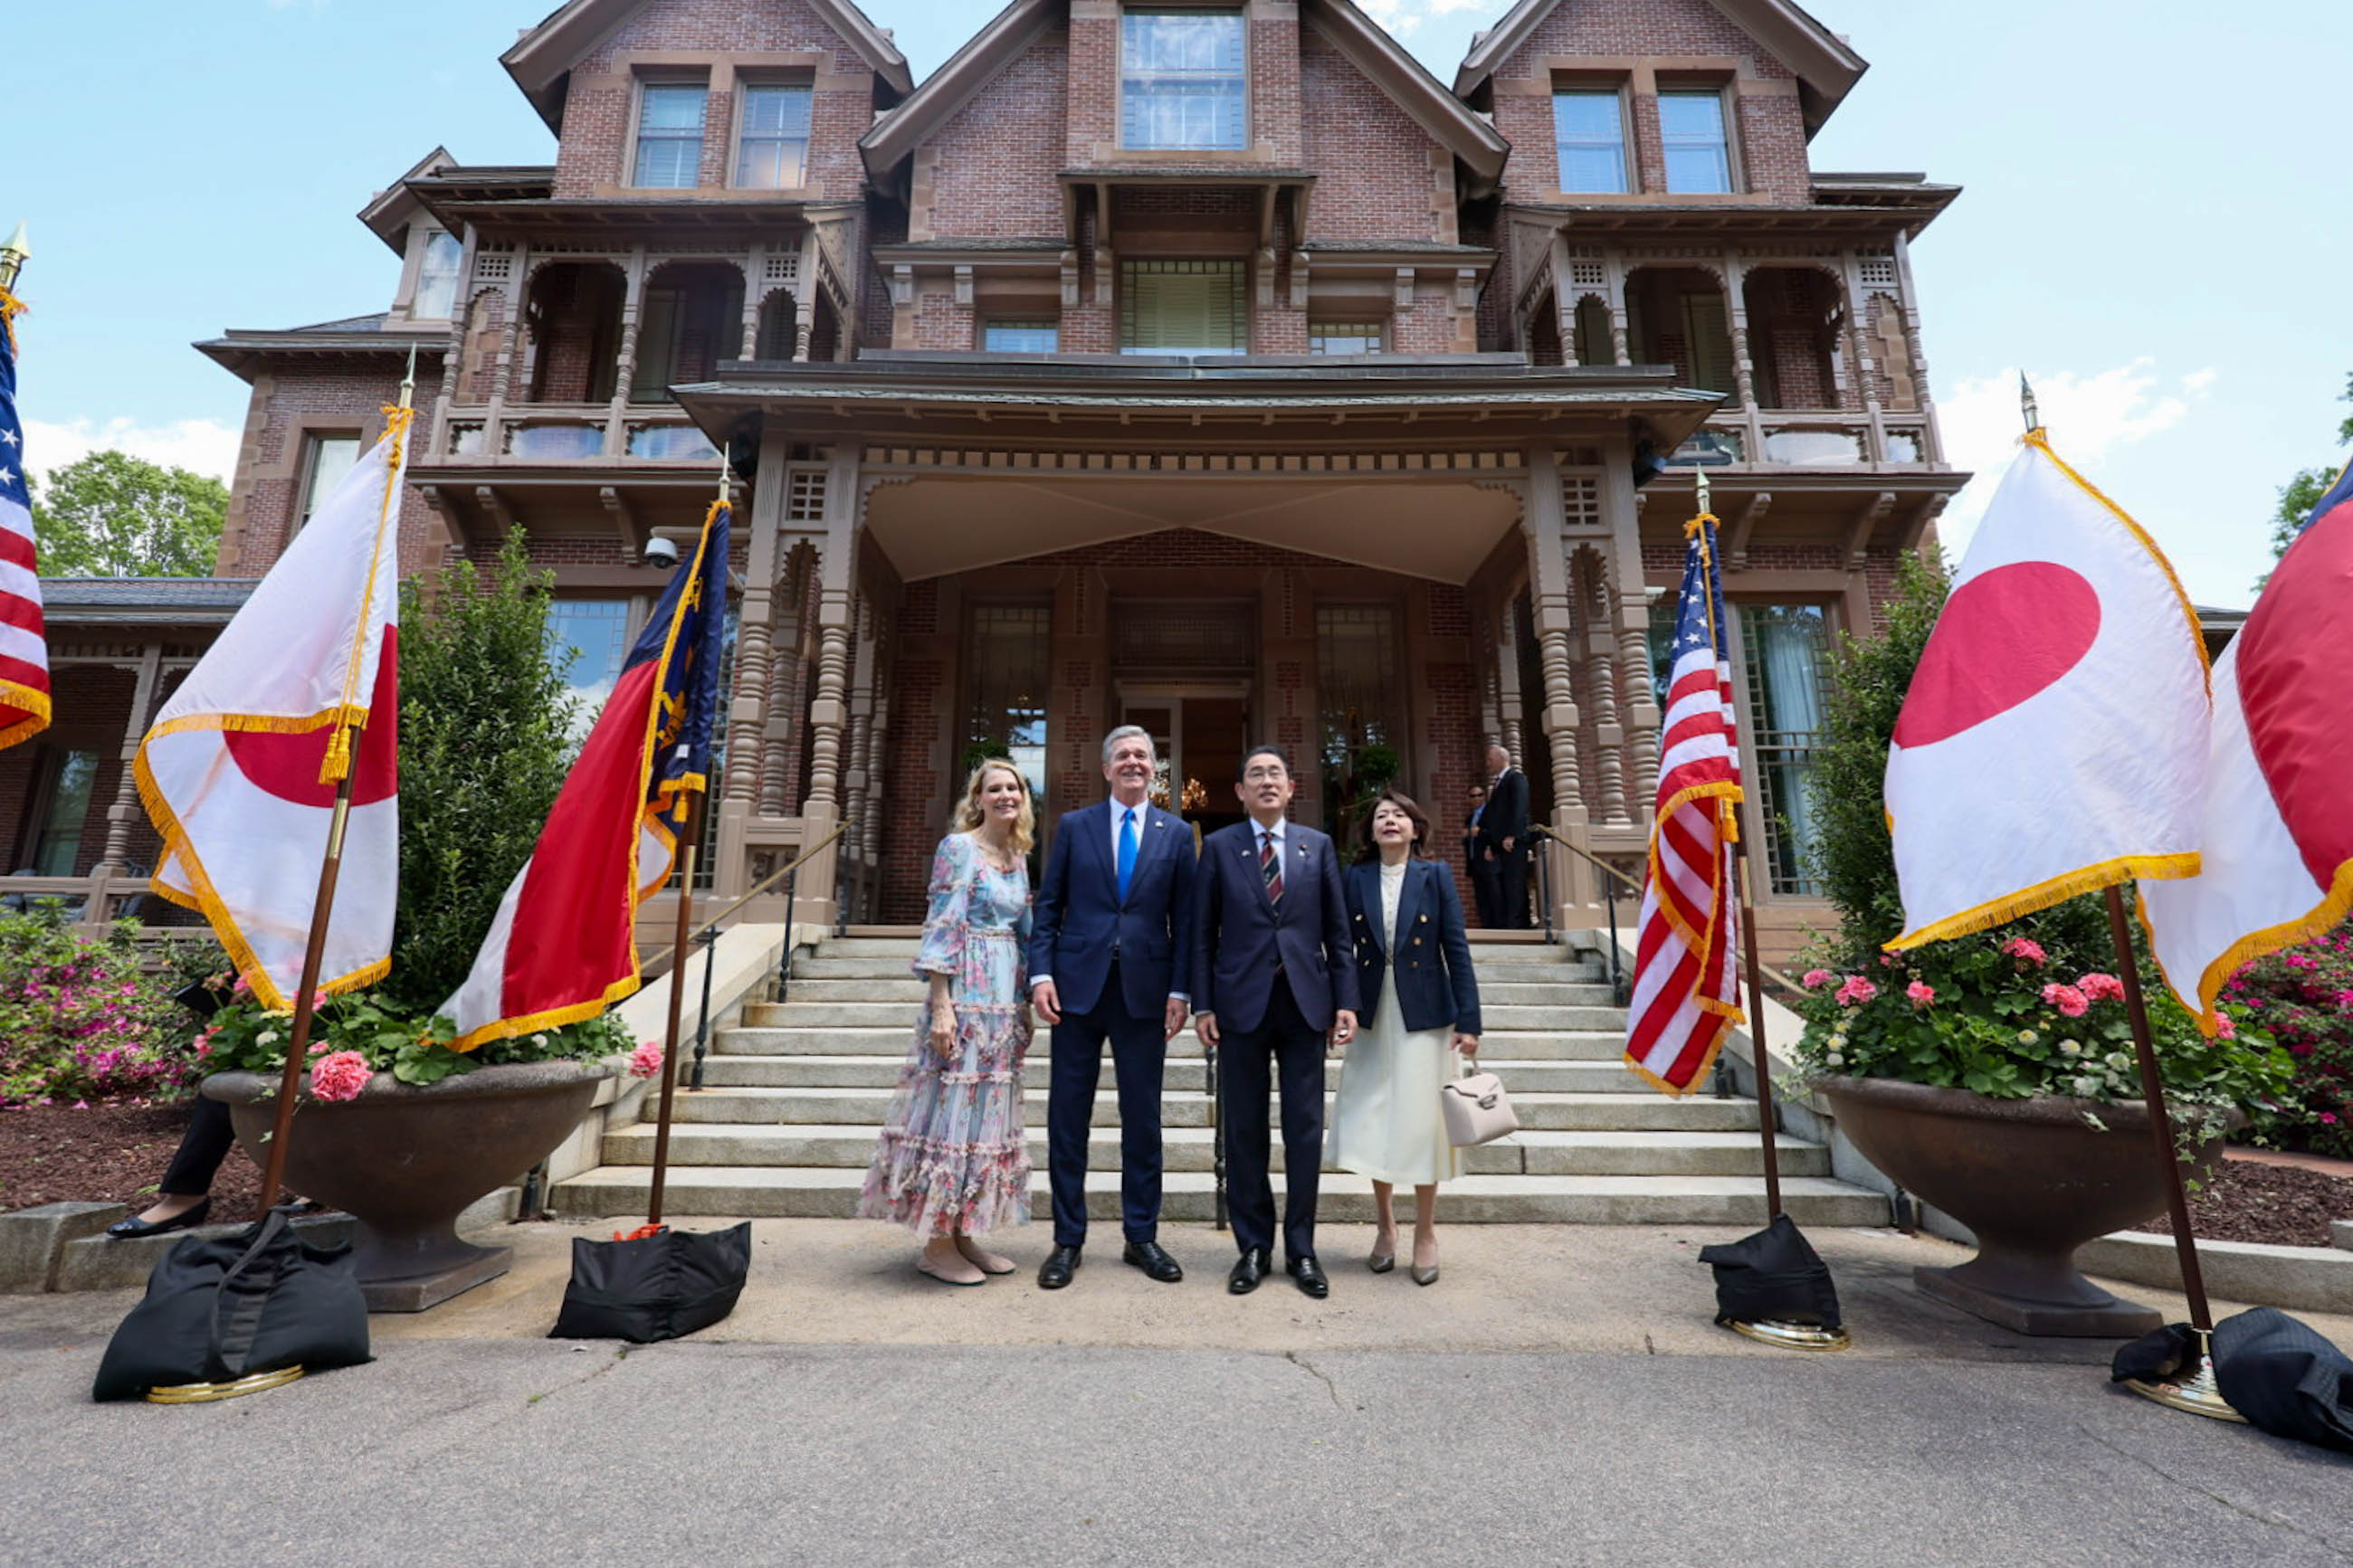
[1192,745,1358,1298]
[1029,725,1197,1290]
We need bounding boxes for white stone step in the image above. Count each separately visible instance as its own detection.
[601,1122,1831,1178]
[655,1086,1757,1131]
[713,1026,1635,1063]
[551,1166,1887,1227]
[766,976,1616,1008]
[743,999,1628,1031]
[691,1055,1644,1094]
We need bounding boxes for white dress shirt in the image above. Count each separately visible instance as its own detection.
[1034,794,1185,1004]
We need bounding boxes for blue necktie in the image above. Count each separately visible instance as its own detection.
[1117,808,1138,902]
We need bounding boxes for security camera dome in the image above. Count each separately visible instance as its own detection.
[643,535,681,568]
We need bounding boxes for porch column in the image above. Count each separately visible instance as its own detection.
[1893,233,1943,460]
[1577,546,1631,827]
[761,542,814,817]
[1494,603,1525,765]
[1604,252,1632,367]
[1548,234,1580,368]
[1721,252,1756,412]
[1598,433,1660,808]
[793,230,822,361]
[717,428,788,898]
[606,246,650,454]
[842,593,878,913]
[1523,451,1593,923]
[91,647,164,877]
[795,446,862,924]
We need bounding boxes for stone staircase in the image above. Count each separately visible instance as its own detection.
[554,931,1890,1226]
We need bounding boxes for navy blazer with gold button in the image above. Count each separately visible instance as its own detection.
[1345,856,1481,1037]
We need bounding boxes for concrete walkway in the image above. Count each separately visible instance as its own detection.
[4,1221,2348,1566]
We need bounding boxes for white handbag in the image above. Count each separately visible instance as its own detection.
[1441,1061,1518,1146]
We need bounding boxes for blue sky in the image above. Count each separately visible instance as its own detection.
[11,0,2348,606]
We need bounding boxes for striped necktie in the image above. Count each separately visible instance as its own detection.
[1260,828,1283,905]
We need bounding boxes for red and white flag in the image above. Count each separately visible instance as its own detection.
[1885,431,2209,949]
[135,410,411,1009]
[2142,459,2353,1029]
[0,291,52,749]
[1626,516,1745,1097]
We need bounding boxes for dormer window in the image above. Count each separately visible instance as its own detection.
[634,82,709,189]
[1121,10,1246,152]
[735,83,814,190]
[410,231,463,320]
[1660,90,1734,194]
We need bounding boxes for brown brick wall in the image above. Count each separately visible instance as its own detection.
[1299,25,1448,244]
[216,363,450,581]
[1485,0,1811,204]
[916,24,1070,242]
[552,0,881,202]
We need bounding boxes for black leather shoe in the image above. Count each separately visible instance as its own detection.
[105,1197,210,1240]
[1228,1247,1271,1295]
[1037,1244,1081,1290]
[1287,1254,1329,1299]
[1123,1240,1184,1283]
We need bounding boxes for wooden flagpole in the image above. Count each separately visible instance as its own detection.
[1689,471,1784,1221]
[257,347,414,1214]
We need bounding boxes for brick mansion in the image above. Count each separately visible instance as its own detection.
[8,0,1965,960]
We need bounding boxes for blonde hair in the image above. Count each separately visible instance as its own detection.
[950,759,1035,856]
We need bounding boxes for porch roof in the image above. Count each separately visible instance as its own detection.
[673,352,1723,450]
[41,577,259,627]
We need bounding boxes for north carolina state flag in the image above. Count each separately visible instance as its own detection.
[2143,459,2353,1029]
[1884,431,2210,949]
[136,412,410,1009]
[443,499,729,1050]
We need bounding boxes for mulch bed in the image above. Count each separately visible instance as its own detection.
[2146,1158,2353,1249]
[0,1100,267,1216]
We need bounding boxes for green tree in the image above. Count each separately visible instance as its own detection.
[380,533,576,1017]
[2264,372,2353,576]
[30,450,226,577]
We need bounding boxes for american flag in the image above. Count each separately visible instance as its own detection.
[0,293,48,750]
[1624,515,1744,1096]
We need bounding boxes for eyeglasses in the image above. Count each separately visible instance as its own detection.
[1242,766,1288,783]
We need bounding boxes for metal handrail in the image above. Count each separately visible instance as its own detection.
[641,817,853,977]
[1538,831,1808,999]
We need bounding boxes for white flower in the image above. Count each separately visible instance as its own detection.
[2072,1076,2103,1098]
[1824,1051,1844,1068]
[257,1030,281,1046]
[2106,1051,2133,1072]
[1828,1034,1847,1050]
[2059,1040,2082,1057]
[2017,1030,2038,1046]
[532,1033,548,1048]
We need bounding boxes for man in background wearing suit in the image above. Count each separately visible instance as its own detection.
[1464,782,1501,929]
[1030,725,1196,1290]
[1482,743,1531,929]
[1192,746,1358,1298]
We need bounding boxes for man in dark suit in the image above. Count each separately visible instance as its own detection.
[1030,725,1197,1290]
[1481,743,1531,929]
[1192,746,1359,1298]
[1463,782,1501,929]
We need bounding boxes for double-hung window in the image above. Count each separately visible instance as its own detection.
[545,599,634,742]
[1121,10,1246,151]
[299,433,362,530]
[1660,90,1734,194]
[1553,90,1629,194]
[735,84,813,189]
[634,83,709,189]
[411,231,463,319]
[1120,261,1246,356]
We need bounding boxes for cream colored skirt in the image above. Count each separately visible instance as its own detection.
[1326,968,1461,1186]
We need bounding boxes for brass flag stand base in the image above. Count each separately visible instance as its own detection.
[2124,1330,2248,1424]
[145,1366,307,1405]
[1729,1319,1853,1353]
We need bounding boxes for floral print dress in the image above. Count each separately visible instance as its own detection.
[857,832,1034,1237]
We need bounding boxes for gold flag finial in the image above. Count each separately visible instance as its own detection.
[0,223,28,293]
[1694,468,1713,521]
[2019,371,2041,436]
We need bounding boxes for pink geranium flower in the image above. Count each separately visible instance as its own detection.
[2215,1014,2236,1040]
[2042,983,2089,1019]
[2321,1113,2339,1126]
[308,1051,371,1103]
[1906,981,1936,1009]
[1834,976,1878,1007]
[1802,969,1834,990]
[2077,974,2125,1003]
[628,1041,665,1079]
[2002,937,2046,968]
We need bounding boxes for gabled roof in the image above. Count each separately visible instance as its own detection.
[1455,0,1867,137]
[504,0,912,130]
[195,317,448,384]
[862,0,1509,190]
[357,147,456,253]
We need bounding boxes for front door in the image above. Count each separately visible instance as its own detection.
[1119,686,1251,838]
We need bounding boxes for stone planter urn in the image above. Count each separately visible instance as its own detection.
[1815,1075,2239,1337]
[204,1059,610,1312]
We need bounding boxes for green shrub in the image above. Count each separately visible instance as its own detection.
[0,907,224,1105]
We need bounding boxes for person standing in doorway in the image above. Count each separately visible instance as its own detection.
[1191,746,1358,1299]
[1463,782,1501,930]
[1028,725,1196,1290]
[1482,744,1531,929]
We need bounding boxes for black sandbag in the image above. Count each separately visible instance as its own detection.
[548,1221,752,1344]
[2110,1321,2198,1385]
[1697,1212,1842,1329]
[2211,1307,2353,1453]
[92,1207,371,1402]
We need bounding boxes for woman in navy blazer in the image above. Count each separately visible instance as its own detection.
[1327,789,1481,1285]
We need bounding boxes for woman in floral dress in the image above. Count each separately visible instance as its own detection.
[858,759,1036,1285]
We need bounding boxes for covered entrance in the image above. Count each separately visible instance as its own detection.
[1118,680,1250,838]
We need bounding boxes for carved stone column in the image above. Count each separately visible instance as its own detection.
[1524,452,1586,831]
[1721,252,1755,411]
[1495,603,1525,765]
[796,448,863,926]
[92,649,164,875]
[1578,547,1630,826]
[1599,435,1660,809]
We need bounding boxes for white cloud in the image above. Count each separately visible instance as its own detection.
[1933,359,2217,556]
[24,417,242,489]
[1358,0,1498,38]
